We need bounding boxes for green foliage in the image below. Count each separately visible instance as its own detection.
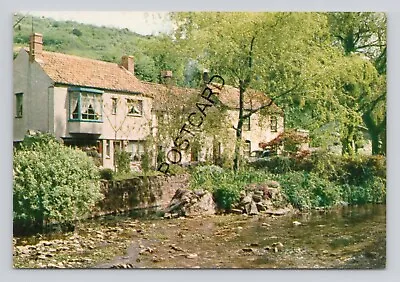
[140,150,151,175]
[214,183,241,210]
[340,177,386,205]
[190,165,272,209]
[168,164,188,175]
[99,168,114,180]
[276,172,342,210]
[114,149,131,174]
[13,135,103,228]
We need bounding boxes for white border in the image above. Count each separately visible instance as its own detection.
[2,1,399,281]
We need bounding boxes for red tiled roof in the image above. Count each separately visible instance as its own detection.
[24,49,146,95]
[23,48,281,113]
[141,81,282,113]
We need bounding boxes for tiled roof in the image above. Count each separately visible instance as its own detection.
[24,48,281,113]
[25,49,146,95]
[140,81,196,111]
[142,80,282,113]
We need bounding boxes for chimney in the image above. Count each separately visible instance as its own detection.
[160,70,173,85]
[121,55,134,74]
[29,33,43,62]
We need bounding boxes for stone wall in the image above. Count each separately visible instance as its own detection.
[91,174,189,217]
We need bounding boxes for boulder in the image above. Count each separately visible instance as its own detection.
[249,201,259,215]
[164,189,216,217]
[184,192,216,216]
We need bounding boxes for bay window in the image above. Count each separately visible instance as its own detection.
[69,87,103,122]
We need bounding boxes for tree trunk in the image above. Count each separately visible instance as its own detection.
[233,84,245,172]
[341,124,356,156]
[363,111,385,155]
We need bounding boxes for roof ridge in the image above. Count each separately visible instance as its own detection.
[41,50,122,66]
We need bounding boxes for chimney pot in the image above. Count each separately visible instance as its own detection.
[160,70,173,85]
[121,55,134,74]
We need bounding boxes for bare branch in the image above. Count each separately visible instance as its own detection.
[242,83,300,119]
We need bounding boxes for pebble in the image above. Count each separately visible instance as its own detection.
[186,253,198,259]
[292,221,302,226]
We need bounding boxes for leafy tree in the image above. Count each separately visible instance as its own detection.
[327,12,386,155]
[169,12,349,170]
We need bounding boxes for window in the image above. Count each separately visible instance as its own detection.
[270,116,278,132]
[243,116,251,131]
[15,93,23,118]
[69,88,103,122]
[111,98,117,115]
[127,99,143,116]
[129,141,145,161]
[244,140,251,157]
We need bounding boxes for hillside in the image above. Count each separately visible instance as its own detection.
[12,13,191,85]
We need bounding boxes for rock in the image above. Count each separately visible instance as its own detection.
[242,248,255,253]
[169,244,185,252]
[256,203,266,212]
[244,203,251,214]
[261,223,270,227]
[252,194,262,203]
[292,221,302,226]
[237,226,243,231]
[184,192,216,217]
[194,190,206,197]
[254,190,264,196]
[164,213,172,219]
[186,253,198,259]
[165,189,216,217]
[230,208,243,214]
[250,243,259,247]
[241,195,252,205]
[265,180,280,188]
[249,201,259,215]
[152,256,163,263]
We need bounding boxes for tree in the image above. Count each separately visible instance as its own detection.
[327,12,386,155]
[169,12,345,171]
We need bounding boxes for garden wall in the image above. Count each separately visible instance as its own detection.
[91,174,189,217]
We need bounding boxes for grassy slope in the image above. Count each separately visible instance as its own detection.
[13,14,163,83]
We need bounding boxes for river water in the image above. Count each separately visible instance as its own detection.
[14,204,386,269]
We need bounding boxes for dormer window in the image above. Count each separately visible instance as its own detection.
[69,87,103,122]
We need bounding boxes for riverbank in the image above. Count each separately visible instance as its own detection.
[13,204,385,269]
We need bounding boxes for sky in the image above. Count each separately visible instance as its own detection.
[22,11,173,35]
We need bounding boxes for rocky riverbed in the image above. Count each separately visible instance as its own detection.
[13,204,385,269]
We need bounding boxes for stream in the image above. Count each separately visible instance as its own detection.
[13,204,386,269]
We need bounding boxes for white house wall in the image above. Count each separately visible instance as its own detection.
[13,49,54,141]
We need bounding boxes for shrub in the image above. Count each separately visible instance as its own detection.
[251,156,296,174]
[99,168,114,180]
[140,150,151,175]
[168,164,188,175]
[277,172,341,210]
[13,135,103,229]
[214,183,241,210]
[114,149,131,174]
